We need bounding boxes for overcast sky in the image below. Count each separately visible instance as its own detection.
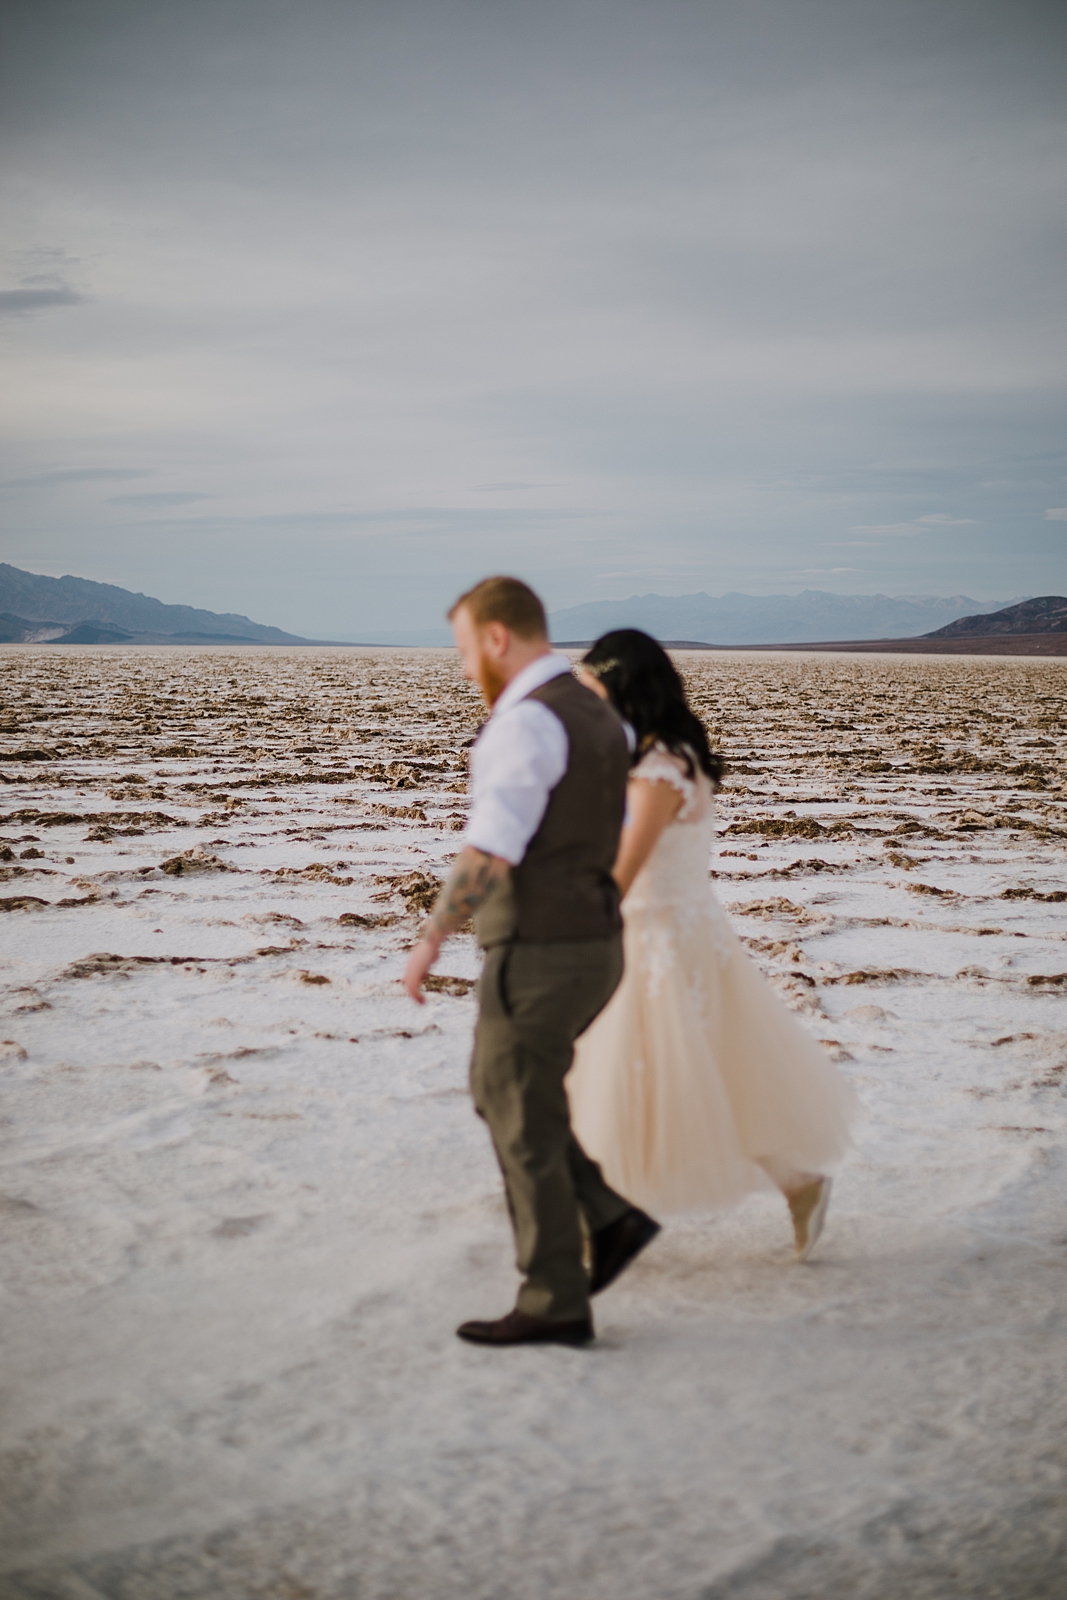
[1,0,1064,638]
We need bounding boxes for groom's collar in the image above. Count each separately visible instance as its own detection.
[490,652,571,719]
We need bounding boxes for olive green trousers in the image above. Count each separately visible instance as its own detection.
[471,937,631,1321]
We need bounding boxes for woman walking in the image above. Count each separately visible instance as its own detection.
[568,630,857,1261]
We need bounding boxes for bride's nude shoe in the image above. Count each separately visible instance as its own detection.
[788,1176,831,1262]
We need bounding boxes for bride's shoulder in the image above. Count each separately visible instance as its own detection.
[631,742,702,815]
[632,740,688,779]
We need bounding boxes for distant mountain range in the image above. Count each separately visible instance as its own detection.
[0,563,309,644]
[548,590,1024,646]
[1,563,1060,651]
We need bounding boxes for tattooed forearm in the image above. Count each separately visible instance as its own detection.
[406,846,508,1001]
[426,846,509,938]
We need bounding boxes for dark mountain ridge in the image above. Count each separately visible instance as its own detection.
[0,564,309,644]
[925,596,1067,638]
[0,612,135,644]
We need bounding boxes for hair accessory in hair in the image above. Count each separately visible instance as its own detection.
[582,657,619,679]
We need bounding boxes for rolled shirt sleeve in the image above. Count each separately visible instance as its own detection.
[464,699,569,865]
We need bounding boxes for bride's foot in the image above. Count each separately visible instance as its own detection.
[787,1176,832,1262]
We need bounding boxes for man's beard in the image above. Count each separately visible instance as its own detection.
[477,649,507,707]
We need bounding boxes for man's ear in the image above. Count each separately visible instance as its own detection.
[482,620,510,659]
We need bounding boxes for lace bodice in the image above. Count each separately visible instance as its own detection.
[624,744,716,913]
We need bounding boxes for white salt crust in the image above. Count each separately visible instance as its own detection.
[0,645,1064,1598]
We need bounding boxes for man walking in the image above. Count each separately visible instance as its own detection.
[404,576,659,1346]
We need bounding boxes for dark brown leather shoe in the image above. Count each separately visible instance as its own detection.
[456,1308,594,1346]
[590,1207,661,1294]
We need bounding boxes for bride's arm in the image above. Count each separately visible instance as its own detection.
[612,777,683,898]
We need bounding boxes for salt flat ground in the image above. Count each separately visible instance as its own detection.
[0,646,1065,1600]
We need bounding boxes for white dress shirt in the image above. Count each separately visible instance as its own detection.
[463,653,571,865]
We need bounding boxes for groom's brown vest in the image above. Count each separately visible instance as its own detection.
[474,673,630,948]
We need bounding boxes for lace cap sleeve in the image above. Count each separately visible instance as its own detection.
[631,743,699,820]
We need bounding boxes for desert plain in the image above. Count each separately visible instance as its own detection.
[0,644,1065,1599]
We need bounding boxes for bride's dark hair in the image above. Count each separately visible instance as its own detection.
[581,629,723,786]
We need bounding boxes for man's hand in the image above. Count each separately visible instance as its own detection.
[403,923,444,1005]
[401,845,509,1003]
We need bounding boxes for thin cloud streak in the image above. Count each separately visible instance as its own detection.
[106,492,216,506]
[850,514,979,537]
[2,468,152,489]
[0,285,84,316]
[106,507,601,532]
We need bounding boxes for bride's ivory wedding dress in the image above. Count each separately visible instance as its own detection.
[568,745,857,1215]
